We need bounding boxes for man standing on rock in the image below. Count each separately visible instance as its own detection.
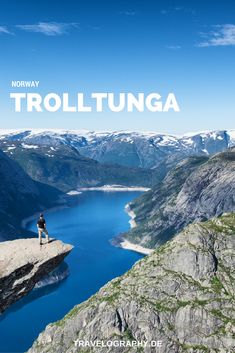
[37,213,50,245]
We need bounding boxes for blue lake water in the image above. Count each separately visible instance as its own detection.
[0,191,143,353]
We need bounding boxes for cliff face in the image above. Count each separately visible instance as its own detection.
[28,214,235,353]
[124,149,235,248]
[0,142,161,192]
[0,149,62,241]
[0,239,73,313]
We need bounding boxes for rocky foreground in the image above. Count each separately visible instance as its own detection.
[28,214,235,353]
[0,239,73,313]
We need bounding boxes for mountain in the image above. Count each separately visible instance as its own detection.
[0,129,234,169]
[0,141,160,192]
[28,214,235,353]
[0,149,62,241]
[123,148,235,249]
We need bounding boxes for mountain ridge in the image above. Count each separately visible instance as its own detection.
[27,213,235,353]
[123,148,235,249]
[0,142,160,192]
[0,128,234,169]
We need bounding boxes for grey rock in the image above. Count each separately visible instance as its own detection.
[125,148,235,248]
[27,214,235,353]
[34,261,70,289]
[0,238,73,313]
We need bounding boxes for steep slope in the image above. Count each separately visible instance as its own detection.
[124,148,235,248]
[0,142,160,192]
[0,129,234,168]
[0,239,73,313]
[28,214,235,353]
[0,149,62,241]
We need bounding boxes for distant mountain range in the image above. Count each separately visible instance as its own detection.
[0,129,234,169]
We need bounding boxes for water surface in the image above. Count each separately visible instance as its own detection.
[0,191,143,353]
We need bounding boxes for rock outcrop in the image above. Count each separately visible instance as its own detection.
[124,148,235,248]
[0,239,73,313]
[28,214,235,353]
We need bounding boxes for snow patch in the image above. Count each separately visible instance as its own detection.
[21,143,38,149]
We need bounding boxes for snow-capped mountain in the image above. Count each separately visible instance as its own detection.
[0,129,234,169]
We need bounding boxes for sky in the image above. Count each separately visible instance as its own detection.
[0,0,235,134]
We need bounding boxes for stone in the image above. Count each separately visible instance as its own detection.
[0,238,73,313]
[28,214,235,353]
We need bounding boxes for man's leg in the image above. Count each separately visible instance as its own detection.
[44,228,49,243]
[38,229,42,245]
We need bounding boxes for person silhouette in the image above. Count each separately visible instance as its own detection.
[37,213,50,245]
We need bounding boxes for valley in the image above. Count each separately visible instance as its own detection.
[0,128,234,353]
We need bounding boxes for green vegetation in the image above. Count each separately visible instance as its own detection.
[178,341,214,352]
[210,276,224,294]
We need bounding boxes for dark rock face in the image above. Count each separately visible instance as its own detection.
[0,143,160,192]
[0,150,62,241]
[0,239,73,313]
[125,149,235,248]
[34,261,70,289]
[27,214,235,353]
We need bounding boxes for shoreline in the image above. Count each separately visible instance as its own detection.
[21,192,83,230]
[77,185,150,192]
[21,204,70,229]
[21,199,71,229]
[22,189,152,256]
[119,239,153,255]
[113,202,153,256]
[66,190,82,196]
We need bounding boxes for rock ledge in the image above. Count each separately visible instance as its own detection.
[0,238,73,313]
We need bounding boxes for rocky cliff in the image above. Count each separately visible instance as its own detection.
[28,214,235,353]
[124,148,235,248]
[0,239,73,313]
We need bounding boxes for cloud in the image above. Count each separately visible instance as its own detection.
[16,22,78,36]
[0,26,12,35]
[161,7,195,16]
[198,24,235,47]
[119,11,136,16]
[166,45,181,50]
